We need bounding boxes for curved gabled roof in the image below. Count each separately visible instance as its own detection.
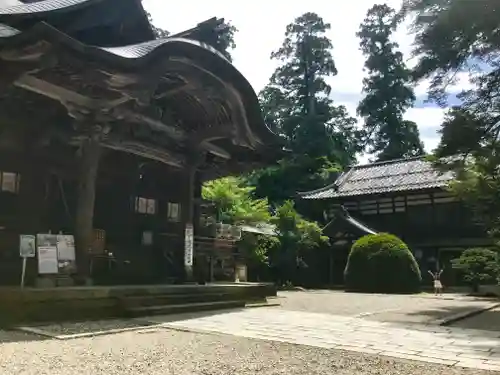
[0,20,277,147]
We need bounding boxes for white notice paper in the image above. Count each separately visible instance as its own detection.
[56,235,76,261]
[38,246,59,274]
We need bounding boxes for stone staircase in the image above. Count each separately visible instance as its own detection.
[119,287,258,317]
[0,283,277,326]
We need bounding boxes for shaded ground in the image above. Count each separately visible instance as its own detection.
[276,290,498,324]
[452,307,500,331]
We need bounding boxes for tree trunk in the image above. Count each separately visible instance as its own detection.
[75,137,102,281]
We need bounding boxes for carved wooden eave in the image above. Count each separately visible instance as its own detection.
[0,3,279,171]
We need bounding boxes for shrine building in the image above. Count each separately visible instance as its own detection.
[0,0,279,287]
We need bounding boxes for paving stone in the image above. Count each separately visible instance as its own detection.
[457,360,500,371]
[159,307,500,371]
[484,359,500,367]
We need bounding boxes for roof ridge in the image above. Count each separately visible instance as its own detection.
[351,155,427,169]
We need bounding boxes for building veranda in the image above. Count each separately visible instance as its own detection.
[0,0,280,291]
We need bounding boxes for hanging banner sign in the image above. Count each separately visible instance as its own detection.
[184,224,194,267]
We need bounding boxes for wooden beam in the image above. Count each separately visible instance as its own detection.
[100,139,184,168]
[201,141,230,159]
[117,109,186,141]
[15,75,93,107]
[14,75,130,110]
[189,124,233,145]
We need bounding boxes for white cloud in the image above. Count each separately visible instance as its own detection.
[143,0,455,157]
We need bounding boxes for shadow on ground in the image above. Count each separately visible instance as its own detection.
[0,329,49,343]
[399,300,499,324]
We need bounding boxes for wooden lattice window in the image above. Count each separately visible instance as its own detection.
[134,196,157,215]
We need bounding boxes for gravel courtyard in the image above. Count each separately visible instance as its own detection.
[0,327,494,375]
[0,290,499,374]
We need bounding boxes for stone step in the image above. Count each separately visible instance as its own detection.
[126,300,246,317]
[119,292,241,308]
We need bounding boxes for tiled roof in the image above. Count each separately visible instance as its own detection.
[300,156,455,200]
[0,0,92,15]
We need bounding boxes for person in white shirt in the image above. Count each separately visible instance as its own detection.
[428,269,444,295]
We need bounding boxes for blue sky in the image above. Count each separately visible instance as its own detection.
[143,0,474,162]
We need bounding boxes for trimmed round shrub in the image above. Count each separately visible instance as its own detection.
[344,233,422,294]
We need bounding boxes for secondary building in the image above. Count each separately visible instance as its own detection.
[300,156,489,286]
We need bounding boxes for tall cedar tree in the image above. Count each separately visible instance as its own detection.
[260,12,362,164]
[357,4,424,161]
[253,13,363,205]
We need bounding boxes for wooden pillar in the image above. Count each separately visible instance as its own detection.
[74,136,102,281]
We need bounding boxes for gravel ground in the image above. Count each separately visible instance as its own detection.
[451,307,500,331]
[277,291,496,324]
[0,328,497,375]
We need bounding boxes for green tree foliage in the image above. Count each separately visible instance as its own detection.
[357,4,424,161]
[404,0,500,236]
[444,152,500,238]
[452,248,499,291]
[201,177,270,225]
[344,233,422,294]
[269,201,329,285]
[213,22,238,62]
[202,177,274,274]
[202,179,328,283]
[248,156,340,206]
[403,0,500,145]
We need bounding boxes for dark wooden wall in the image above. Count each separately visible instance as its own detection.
[324,189,489,286]
[0,146,193,285]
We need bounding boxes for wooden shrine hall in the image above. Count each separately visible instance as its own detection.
[0,0,279,289]
[300,157,489,287]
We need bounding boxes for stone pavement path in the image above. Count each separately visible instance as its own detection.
[146,308,500,372]
[276,291,498,324]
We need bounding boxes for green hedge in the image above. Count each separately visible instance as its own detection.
[344,233,421,294]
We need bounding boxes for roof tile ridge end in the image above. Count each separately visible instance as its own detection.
[355,155,427,169]
[297,166,353,197]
